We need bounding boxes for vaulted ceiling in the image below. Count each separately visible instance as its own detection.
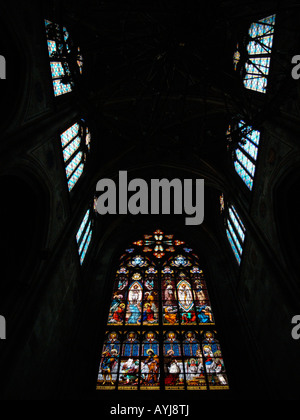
[55,0,278,173]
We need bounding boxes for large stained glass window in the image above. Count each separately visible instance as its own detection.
[45,19,84,97]
[226,205,246,265]
[97,230,229,391]
[243,14,276,93]
[228,121,261,190]
[60,120,91,192]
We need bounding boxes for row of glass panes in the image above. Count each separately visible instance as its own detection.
[226,205,246,265]
[46,22,92,265]
[60,123,85,192]
[77,209,93,265]
[45,20,73,97]
[233,121,261,191]
[243,14,276,93]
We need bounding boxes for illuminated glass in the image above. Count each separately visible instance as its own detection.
[97,230,229,391]
[45,19,82,97]
[60,121,91,192]
[243,14,276,93]
[226,205,246,265]
[229,121,261,190]
[76,209,93,265]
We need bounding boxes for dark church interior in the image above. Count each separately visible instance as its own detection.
[1,0,300,405]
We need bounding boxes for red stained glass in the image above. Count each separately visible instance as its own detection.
[97,230,229,391]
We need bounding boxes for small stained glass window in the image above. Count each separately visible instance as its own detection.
[76,208,93,265]
[96,230,229,391]
[243,14,276,93]
[45,19,84,97]
[228,121,261,191]
[226,204,246,265]
[60,121,91,192]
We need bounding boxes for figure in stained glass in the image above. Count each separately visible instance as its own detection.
[142,332,159,356]
[108,302,126,325]
[97,230,229,391]
[141,349,160,388]
[164,332,181,357]
[143,292,159,325]
[119,358,140,389]
[100,349,119,385]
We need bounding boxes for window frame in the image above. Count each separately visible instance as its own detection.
[96,231,230,392]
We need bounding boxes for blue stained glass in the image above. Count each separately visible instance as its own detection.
[50,62,65,78]
[78,221,92,255]
[234,161,253,190]
[226,229,241,265]
[248,129,260,146]
[246,57,271,75]
[233,122,261,189]
[80,230,92,265]
[47,40,57,57]
[236,149,256,177]
[68,163,84,191]
[244,75,268,94]
[65,152,83,178]
[77,209,90,243]
[61,123,80,147]
[259,15,276,26]
[244,15,276,93]
[45,19,73,97]
[227,220,243,255]
[63,136,81,162]
[229,207,245,242]
[240,139,258,161]
[53,79,72,97]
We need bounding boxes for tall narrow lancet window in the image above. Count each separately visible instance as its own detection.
[97,230,229,392]
[60,120,91,192]
[225,204,246,265]
[76,206,94,265]
[243,14,276,93]
[44,19,84,96]
[227,121,261,190]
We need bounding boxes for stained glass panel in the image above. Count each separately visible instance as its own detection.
[97,230,228,391]
[53,79,72,97]
[243,14,276,93]
[76,209,93,266]
[227,229,241,265]
[76,209,90,243]
[61,123,80,147]
[60,121,91,192]
[65,152,83,178]
[68,164,84,191]
[226,205,246,265]
[234,161,254,190]
[232,122,261,190]
[45,19,73,97]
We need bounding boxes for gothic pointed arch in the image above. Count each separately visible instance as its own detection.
[96,229,229,392]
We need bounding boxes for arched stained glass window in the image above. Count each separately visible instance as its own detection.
[243,14,276,93]
[226,204,246,265]
[44,19,84,96]
[60,120,91,192]
[97,230,229,391]
[227,121,261,191]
